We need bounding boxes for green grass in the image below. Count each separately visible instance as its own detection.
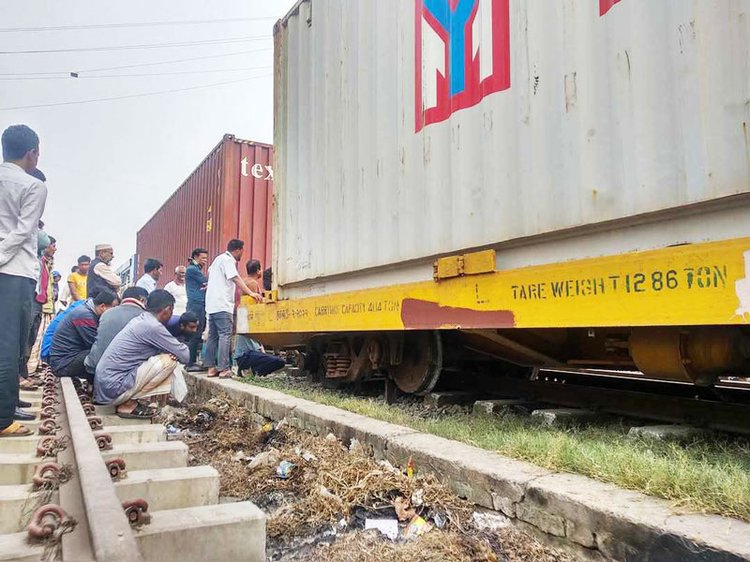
[245,376,750,522]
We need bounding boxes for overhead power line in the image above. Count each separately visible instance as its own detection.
[0,47,271,77]
[0,35,270,55]
[0,66,272,80]
[0,74,272,111]
[0,16,277,33]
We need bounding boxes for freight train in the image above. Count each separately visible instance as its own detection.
[243,0,750,395]
[137,136,274,287]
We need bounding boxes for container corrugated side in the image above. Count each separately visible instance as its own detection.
[274,0,750,289]
[137,135,274,287]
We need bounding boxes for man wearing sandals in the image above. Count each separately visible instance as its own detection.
[204,239,263,379]
[94,290,189,418]
[0,125,47,438]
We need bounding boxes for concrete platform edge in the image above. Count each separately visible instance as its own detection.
[185,374,750,562]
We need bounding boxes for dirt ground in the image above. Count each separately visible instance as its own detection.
[161,397,573,562]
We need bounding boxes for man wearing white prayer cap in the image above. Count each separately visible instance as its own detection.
[87,244,121,298]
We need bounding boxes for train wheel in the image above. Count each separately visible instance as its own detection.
[390,331,443,395]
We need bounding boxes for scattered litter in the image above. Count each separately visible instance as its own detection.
[325,433,337,442]
[247,448,281,471]
[276,460,296,479]
[160,406,181,424]
[377,459,400,475]
[403,514,433,539]
[364,518,399,541]
[194,411,213,426]
[301,451,318,463]
[318,486,340,501]
[432,511,447,529]
[232,450,252,462]
[411,488,424,507]
[472,509,511,531]
[166,424,180,435]
[295,446,318,463]
[176,388,576,562]
[406,456,415,478]
[393,496,415,521]
[206,397,230,412]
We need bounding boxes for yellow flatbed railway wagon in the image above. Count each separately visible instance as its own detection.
[241,0,750,395]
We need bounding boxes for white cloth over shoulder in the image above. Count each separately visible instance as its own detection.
[112,353,176,406]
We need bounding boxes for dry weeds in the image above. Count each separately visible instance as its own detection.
[168,396,572,562]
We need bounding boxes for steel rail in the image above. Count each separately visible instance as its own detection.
[59,378,144,562]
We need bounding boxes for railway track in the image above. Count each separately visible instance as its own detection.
[464,368,750,435]
[313,358,750,435]
[0,370,265,562]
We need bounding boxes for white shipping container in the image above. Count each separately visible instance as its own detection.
[274,0,750,294]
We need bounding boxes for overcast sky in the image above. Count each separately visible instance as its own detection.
[0,0,296,276]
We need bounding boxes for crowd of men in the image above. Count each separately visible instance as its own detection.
[0,124,282,438]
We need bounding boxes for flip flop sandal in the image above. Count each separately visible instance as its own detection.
[19,380,39,391]
[218,371,233,379]
[0,421,33,437]
[116,403,154,420]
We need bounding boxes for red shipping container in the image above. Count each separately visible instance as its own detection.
[136,135,273,287]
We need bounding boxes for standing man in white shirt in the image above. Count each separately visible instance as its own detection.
[204,239,262,378]
[136,258,162,294]
[0,125,47,438]
[164,266,188,315]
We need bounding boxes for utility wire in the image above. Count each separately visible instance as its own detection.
[0,66,272,80]
[0,16,277,33]
[0,74,272,111]
[0,47,271,77]
[0,35,270,55]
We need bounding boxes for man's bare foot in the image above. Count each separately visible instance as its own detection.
[207,368,219,378]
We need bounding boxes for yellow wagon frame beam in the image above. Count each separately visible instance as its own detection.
[238,237,750,335]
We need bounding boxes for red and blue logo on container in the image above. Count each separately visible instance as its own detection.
[414,0,624,132]
[415,0,511,132]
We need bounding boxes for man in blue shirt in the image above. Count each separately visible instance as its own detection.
[185,248,208,371]
[41,299,86,364]
[233,335,285,377]
[166,311,200,343]
[50,291,119,382]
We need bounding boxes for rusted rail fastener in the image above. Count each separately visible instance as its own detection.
[87,416,103,430]
[38,419,59,435]
[105,458,127,480]
[32,462,64,489]
[36,436,66,458]
[27,504,72,539]
[94,432,113,451]
[122,499,151,526]
[40,405,58,420]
